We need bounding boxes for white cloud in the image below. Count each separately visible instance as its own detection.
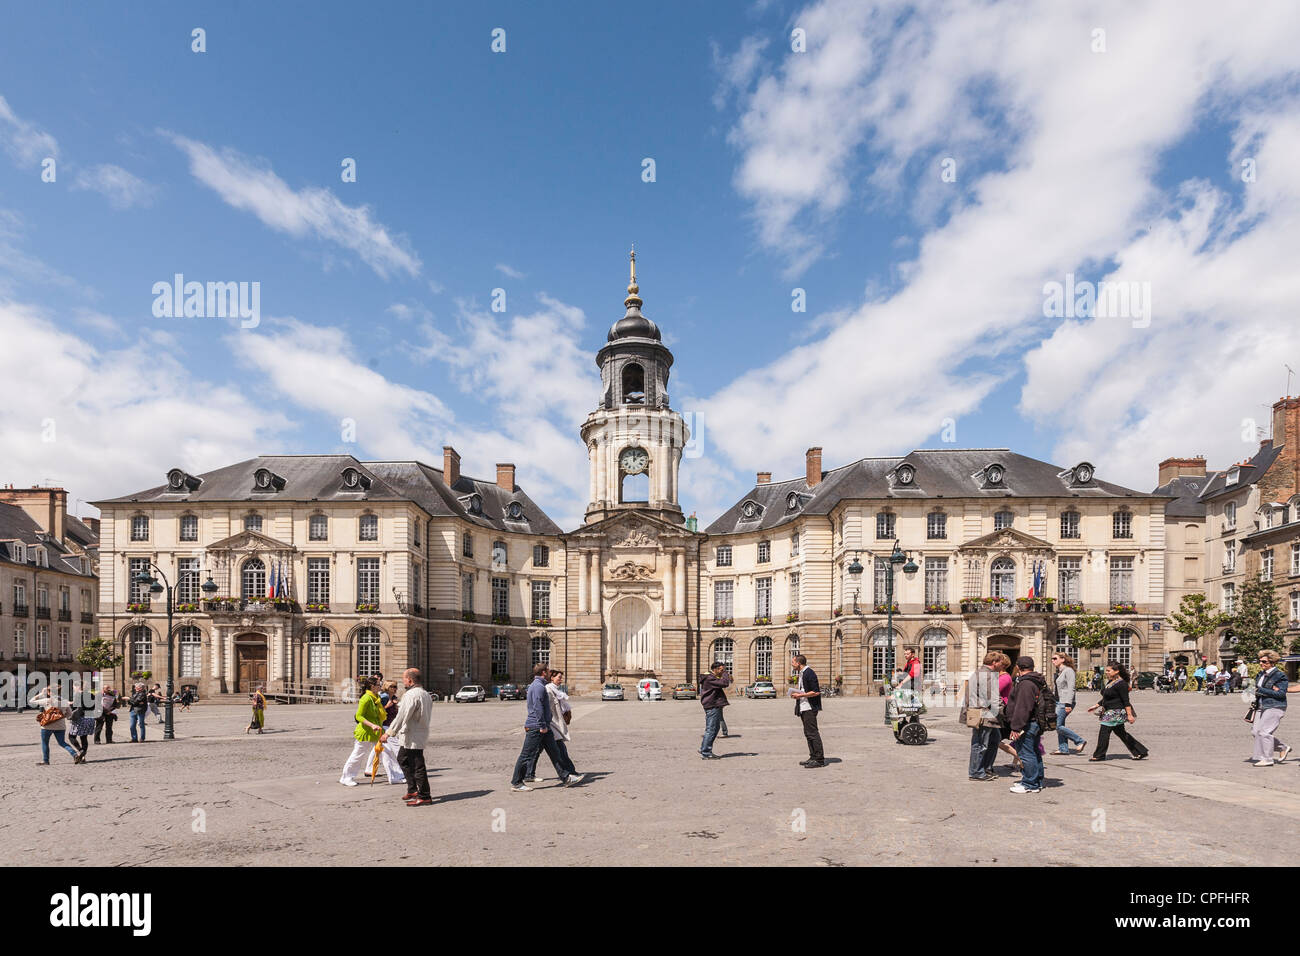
[494,263,526,280]
[0,299,290,511]
[71,163,154,209]
[708,0,1300,492]
[0,94,58,167]
[165,132,421,279]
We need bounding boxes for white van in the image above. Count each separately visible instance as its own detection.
[637,678,663,701]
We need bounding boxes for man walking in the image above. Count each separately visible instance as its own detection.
[127,682,149,742]
[382,668,433,807]
[698,661,731,759]
[1007,656,1047,793]
[510,664,581,791]
[964,652,1004,780]
[94,686,118,744]
[791,654,824,768]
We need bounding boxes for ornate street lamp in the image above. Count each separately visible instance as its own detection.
[133,564,218,739]
[848,539,918,681]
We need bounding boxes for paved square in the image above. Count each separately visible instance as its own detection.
[4,689,1293,866]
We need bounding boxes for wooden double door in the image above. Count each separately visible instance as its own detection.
[236,643,267,692]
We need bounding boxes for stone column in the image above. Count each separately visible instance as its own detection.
[670,446,680,504]
[663,553,675,616]
[588,442,598,505]
[588,551,600,614]
[675,549,686,619]
[211,626,223,680]
[577,550,588,615]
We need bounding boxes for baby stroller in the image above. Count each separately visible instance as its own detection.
[1156,673,1177,694]
[884,683,928,745]
[1210,671,1231,696]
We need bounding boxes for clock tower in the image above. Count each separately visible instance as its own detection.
[581,249,689,525]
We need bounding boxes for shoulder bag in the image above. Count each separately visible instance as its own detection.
[37,706,65,727]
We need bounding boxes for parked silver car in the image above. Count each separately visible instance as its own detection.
[454,684,486,702]
[601,683,625,701]
[744,680,778,699]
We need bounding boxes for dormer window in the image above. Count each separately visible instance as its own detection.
[166,468,201,492]
[469,494,483,516]
[1073,462,1094,485]
[13,543,26,563]
[252,468,285,492]
[1226,466,1240,487]
[506,502,525,521]
[894,463,915,486]
[740,500,763,521]
[786,492,801,512]
[984,463,1005,486]
[340,467,371,491]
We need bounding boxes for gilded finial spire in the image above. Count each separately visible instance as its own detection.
[624,245,642,310]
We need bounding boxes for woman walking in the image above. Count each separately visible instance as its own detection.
[1087,662,1149,761]
[1251,650,1290,766]
[525,669,583,784]
[995,654,1022,772]
[247,686,266,734]
[1050,654,1087,755]
[339,676,405,787]
[67,683,96,762]
[30,685,82,765]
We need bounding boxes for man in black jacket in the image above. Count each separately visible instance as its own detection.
[127,683,149,742]
[792,654,824,768]
[1007,656,1047,793]
[698,662,731,759]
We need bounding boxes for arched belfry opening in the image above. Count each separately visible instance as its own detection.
[621,363,645,404]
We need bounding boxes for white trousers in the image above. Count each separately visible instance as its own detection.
[340,739,405,783]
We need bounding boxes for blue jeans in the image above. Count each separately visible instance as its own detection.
[1055,703,1085,751]
[524,735,577,779]
[40,728,79,763]
[968,725,1000,777]
[511,728,565,786]
[701,707,723,755]
[129,710,146,741]
[1016,721,1044,789]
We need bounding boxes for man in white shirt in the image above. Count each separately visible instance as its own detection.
[381,668,433,807]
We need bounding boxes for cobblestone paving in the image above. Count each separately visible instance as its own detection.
[3,689,1293,866]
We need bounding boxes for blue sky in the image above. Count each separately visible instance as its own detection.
[2,1,1299,528]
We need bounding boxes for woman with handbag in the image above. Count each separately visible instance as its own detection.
[1087,662,1148,761]
[67,682,97,762]
[1250,649,1290,766]
[247,687,266,734]
[29,685,82,765]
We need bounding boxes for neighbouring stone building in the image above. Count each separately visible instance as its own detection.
[90,255,1175,697]
[0,486,99,685]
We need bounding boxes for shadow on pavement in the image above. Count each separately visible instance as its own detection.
[431,789,493,804]
[717,752,759,758]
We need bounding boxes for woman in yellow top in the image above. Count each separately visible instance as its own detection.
[247,687,266,734]
[338,677,406,787]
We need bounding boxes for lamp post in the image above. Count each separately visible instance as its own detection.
[133,564,218,739]
[848,539,918,686]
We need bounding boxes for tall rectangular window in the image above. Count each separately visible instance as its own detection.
[713,580,733,621]
[129,557,150,603]
[716,545,732,567]
[462,532,473,557]
[59,587,70,611]
[924,557,948,605]
[492,577,509,619]
[177,557,200,603]
[1293,543,1300,576]
[1113,511,1132,539]
[131,516,149,541]
[531,581,551,622]
[308,558,330,604]
[927,512,947,540]
[790,532,800,557]
[308,627,331,679]
[877,512,895,539]
[243,515,262,533]
[533,545,549,567]
[37,625,49,656]
[1058,557,1081,604]
[1223,583,1236,614]
[1060,511,1080,539]
[462,574,474,613]
[356,558,379,604]
[59,627,69,657]
[874,558,889,605]
[309,515,328,540]
[789,571,801,615]
[1263,550,1274,581]
[756,577,772,619]
[359,515,378,541]
[1224,542,1236,573]
[491,635,510,680]
[1109,556,1134,605]
[14,623,26,655]
[179,515,198,542]
[13,582,25,610]
[757,541,771,563]
[37,586,49,610]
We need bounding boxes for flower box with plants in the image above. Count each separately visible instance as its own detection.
[1057,602,1084,614]
[713,618,734,627]
[925,602,950,614]
[787,674,799,685]
[756,675,772,682]
[1015,597,1054,612]
[1110,603,1137,614]
[873,603,899,614]
[126,602,151,613]
[786,612,799,623]
[492,615,511,625]
[754,616,772,626]
[175,603,200,613]
[356,603,379,613]
[305,602,331,613]
[531,618,552,627]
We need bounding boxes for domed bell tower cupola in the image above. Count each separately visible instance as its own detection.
[581,248,689,524]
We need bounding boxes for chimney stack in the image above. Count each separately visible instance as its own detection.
[0,486,67,544]
[756,471,771,485]
[82,516,101,539]
[496,463,516,492]
[806,447,823,488]
[1157,456,1207,487]
[443,446,461,487]
[1261,396,1300,502]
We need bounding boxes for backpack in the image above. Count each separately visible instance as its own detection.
[1035,677,1058,731]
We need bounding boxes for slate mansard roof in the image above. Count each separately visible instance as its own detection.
[1152,472,1222,519]
[0,502,96,577]
[706,448,1167,535]
[92,456,562,536]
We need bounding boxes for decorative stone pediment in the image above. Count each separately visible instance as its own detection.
[957,527,1055,555]
[207,529,296,554]
[609,560,655,581]
[613,522,656,549]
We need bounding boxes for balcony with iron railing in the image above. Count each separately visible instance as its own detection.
[81,611,94,624]
[35,606,50,620]
[204,597,298,614]
[13,604,29,617]
[58,608,71,622]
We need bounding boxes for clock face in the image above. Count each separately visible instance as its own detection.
[620,448,649,475]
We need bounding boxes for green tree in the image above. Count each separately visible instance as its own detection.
[1167,592,1229,653]
[75,637,123,672]
[1063,613,1114,651]
[1231,577,1285,661]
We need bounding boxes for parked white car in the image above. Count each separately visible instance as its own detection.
[637,679,663,700]
[745,681,778,699]
[454,684,486,702]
